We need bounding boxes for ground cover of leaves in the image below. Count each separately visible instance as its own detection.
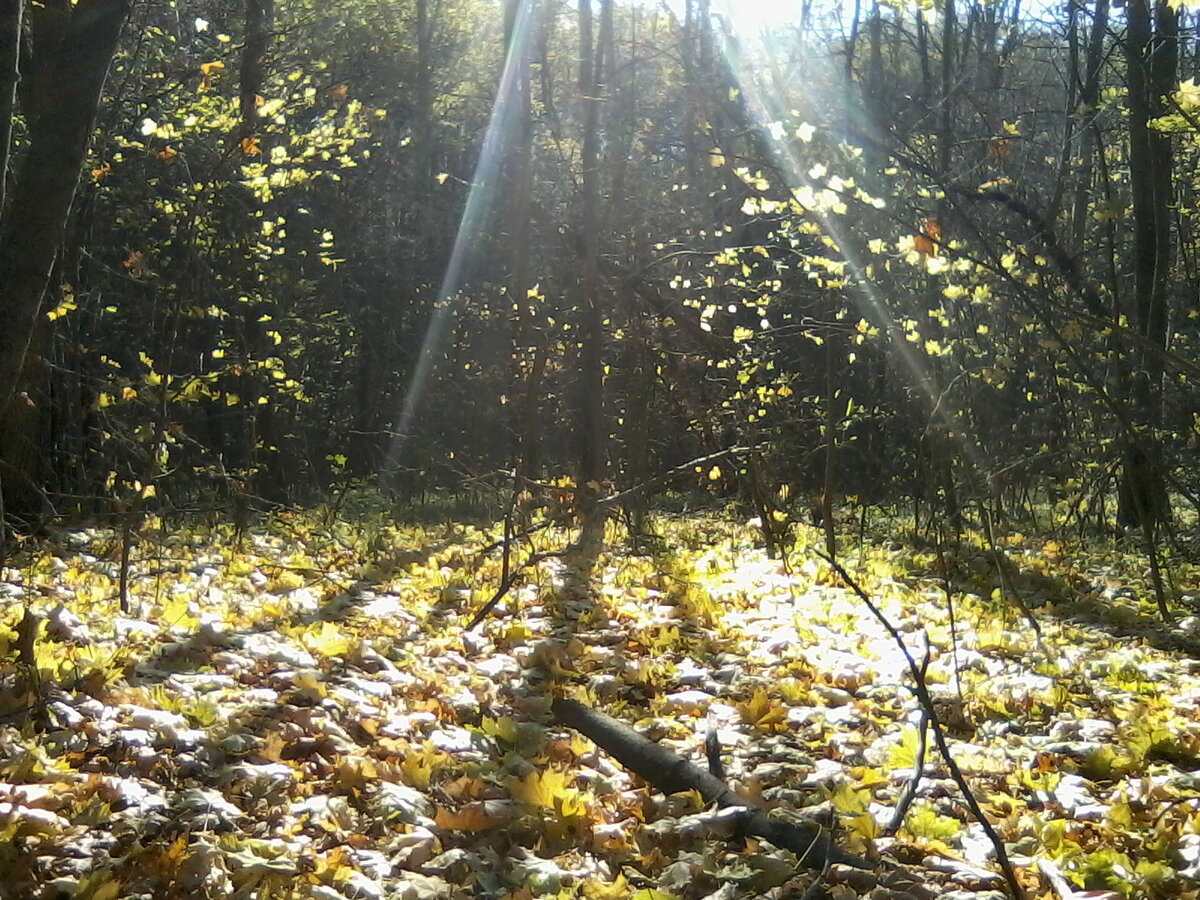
[3,510,1200,900]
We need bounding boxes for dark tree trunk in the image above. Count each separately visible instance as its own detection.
[576,0,612,544]
[415,0,433,186]
[239,0,272,140]
[0,0,130,526]
[1119,0,1176,530]
[0,0,21,216]
[915,5,932,105]
[1071,0,1108,249]
[505,0,540,480]
[237,0,278,499]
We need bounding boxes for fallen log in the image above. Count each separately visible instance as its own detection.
[551,698,871,870]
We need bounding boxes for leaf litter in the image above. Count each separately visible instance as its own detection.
[1,512,1200,899]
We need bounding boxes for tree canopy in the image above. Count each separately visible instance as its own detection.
[4,0,1200,896]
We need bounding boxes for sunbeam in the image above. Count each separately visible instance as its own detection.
[712,4,985,472]
[384,2,538,480]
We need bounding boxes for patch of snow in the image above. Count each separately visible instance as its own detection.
[662,690,714,713]
[375,782,433,822]
[238,632,317,668]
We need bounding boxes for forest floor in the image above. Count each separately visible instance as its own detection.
[2,504,1200,900]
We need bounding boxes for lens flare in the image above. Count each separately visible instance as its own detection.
[385,2,537,479]
[713,5,982,469]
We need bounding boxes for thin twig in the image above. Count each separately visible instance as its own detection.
[799,851,835,900]
[888,706,930,835]
[888,637,933,835]
[463,550,559,631]
[816,551,1027,900]
[980,506,1041,637]
[934,538,963,700]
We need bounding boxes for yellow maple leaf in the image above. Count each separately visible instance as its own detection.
[509,769,588,818]
[198,61,224,90]
[334,756,378,791]
[400,743,449,789]
[583,874,631,899]
[737,688,788,730]
[434,801,511,832]
[302,621,351,658]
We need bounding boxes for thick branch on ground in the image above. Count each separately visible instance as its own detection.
[551,698,871,871]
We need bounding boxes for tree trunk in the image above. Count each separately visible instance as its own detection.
[576,0,612,545]
[239,0,272,140]
[916,5,932,106]
[238,0,278,499]
[845,0,862,81]
[939,0,956,181]
[0,0,21,216]
[0,0,130,526]
[1119,0,1176,529]
[415,0,434,188]
[1071,0,1109,249]
[505,0,540,480]
[1047,0,1080,222]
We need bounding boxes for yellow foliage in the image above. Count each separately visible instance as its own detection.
[508,769,589,818]
[302,621,351,658]
[737,688,788,731]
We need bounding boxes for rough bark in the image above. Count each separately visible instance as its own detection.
[0,0,21,216]
[0,0,130,525]
[237,0,277,498]
[551,698,871,870]
[1120,0,1176,529]
[576,0,612,544]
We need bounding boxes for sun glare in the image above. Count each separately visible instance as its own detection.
[710,0,984,470]
[713,0,807,36]
[385,2,538,478]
